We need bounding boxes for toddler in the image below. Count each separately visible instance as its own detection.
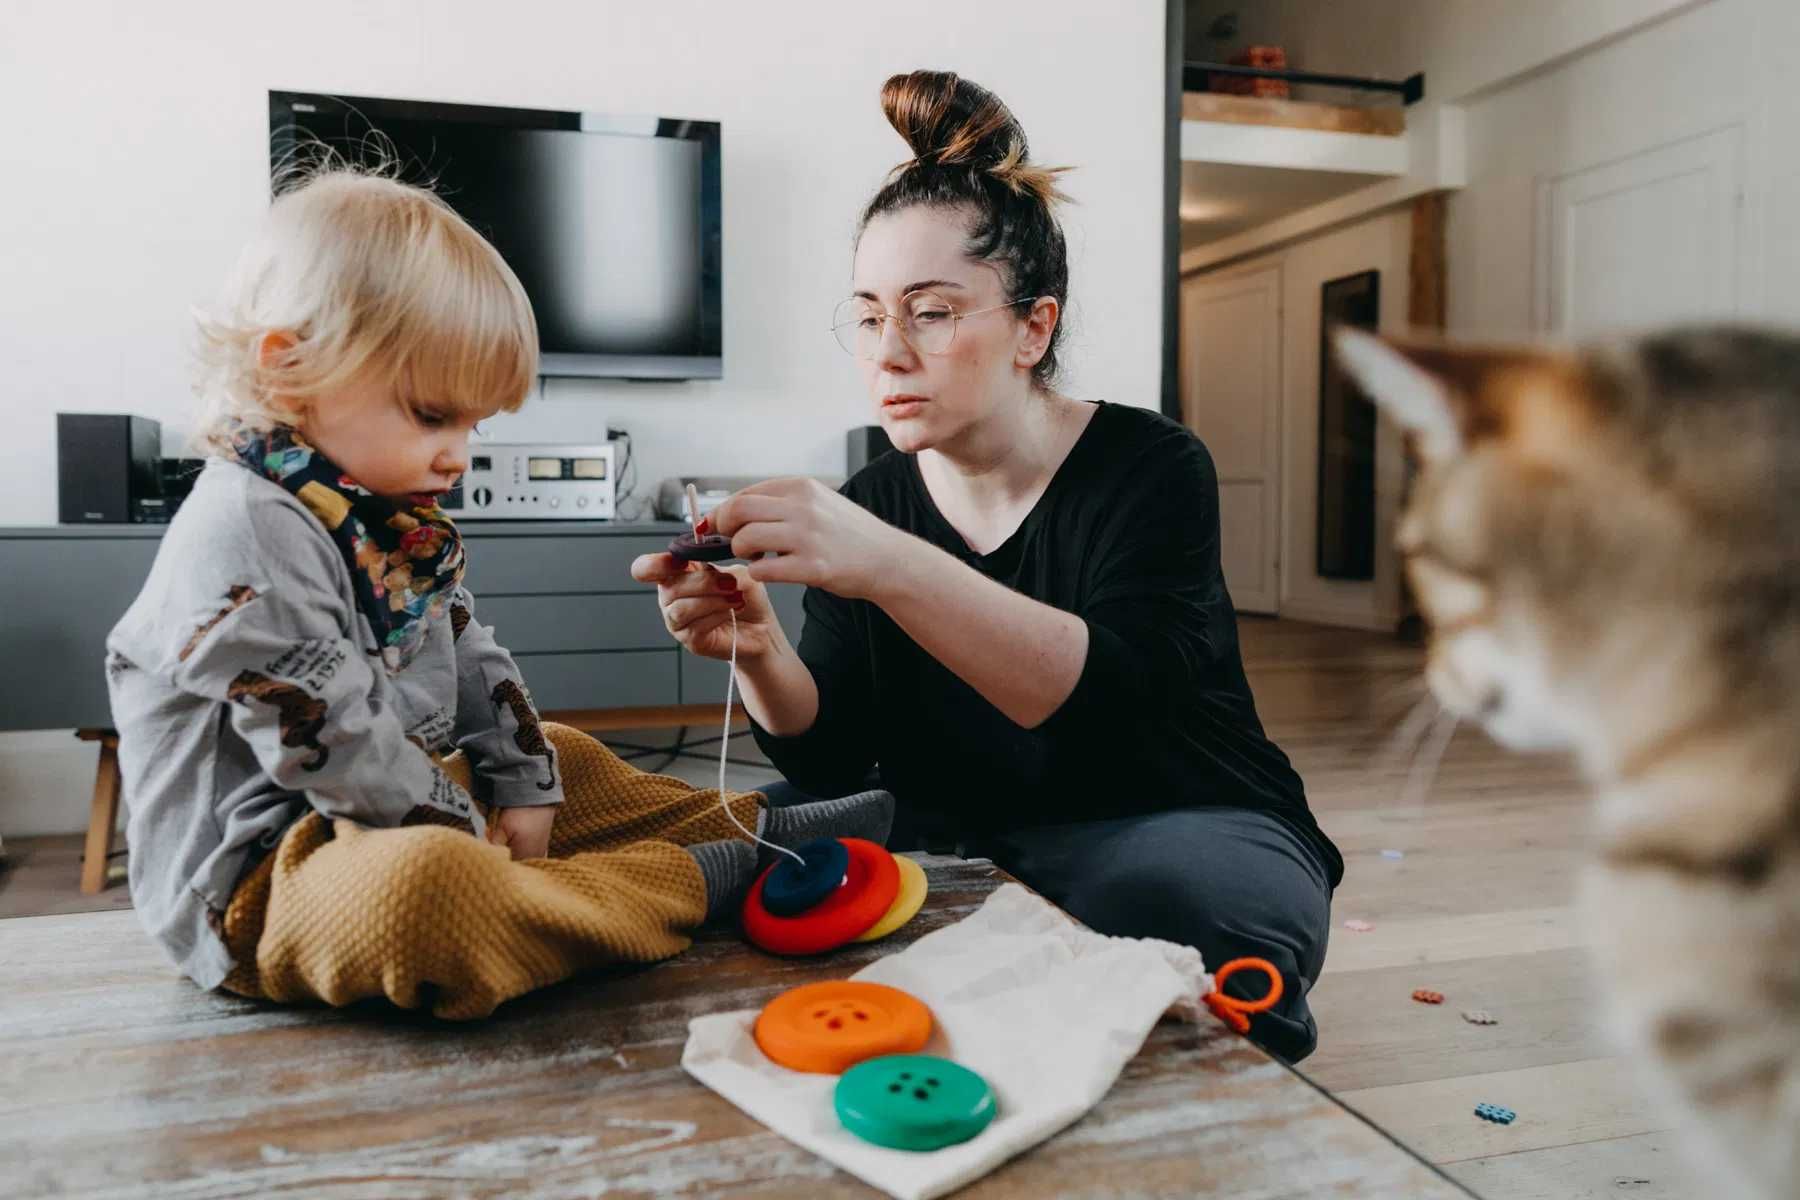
[104,169,889,1019]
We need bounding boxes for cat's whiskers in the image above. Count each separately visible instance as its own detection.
[1400,709,1461,809]
[1374,691,1442,778]
[1363,670,1428,720]
[1353,691,1443,808]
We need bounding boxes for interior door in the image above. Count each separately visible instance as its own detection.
[1180,265,1283,614]
[1537,125,1746,337]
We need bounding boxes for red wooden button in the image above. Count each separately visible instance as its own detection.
[742,838,900,956]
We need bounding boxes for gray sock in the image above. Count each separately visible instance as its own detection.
[757,790,896,870]
[686,839,757,923]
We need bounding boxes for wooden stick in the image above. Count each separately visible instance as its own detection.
[684,482,702,536]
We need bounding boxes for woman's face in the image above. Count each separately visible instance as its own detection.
[848,206,1050,455]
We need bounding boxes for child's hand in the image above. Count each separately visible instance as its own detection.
[487,804,556,860]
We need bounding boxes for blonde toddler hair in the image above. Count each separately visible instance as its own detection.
[192,167,538,455]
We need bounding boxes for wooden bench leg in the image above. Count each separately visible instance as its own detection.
[78,731,121,895]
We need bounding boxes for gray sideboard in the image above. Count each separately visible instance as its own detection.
[0,522,805,733]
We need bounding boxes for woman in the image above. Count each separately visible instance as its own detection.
[632,70,1342,1061]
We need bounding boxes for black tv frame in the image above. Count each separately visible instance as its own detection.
[268,90,722,381]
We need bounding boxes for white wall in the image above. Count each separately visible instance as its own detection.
[0,0,1167,837]
[1188,0,1706,103]
[1184,0,1797,332]
[1182,0,1800,630]
[0,0,1165,526]
[1757,0,1800,325]
[1448,0,1781,336]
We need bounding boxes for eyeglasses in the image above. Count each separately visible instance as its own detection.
[831,290,1035,359]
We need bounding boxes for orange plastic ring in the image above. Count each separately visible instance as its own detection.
[1203,957,1285,1035]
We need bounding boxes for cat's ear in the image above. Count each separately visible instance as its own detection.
[1332,329,1463,461]
[1333,330,1576,465]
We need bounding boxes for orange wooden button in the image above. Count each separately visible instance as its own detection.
[753,980,934,1075]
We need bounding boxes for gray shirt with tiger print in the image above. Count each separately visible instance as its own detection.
[105,459,564,990]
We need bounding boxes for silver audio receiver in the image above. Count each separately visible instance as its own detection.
[442,442,616,520]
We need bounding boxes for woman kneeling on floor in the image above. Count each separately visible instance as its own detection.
[635,71,1342,1062]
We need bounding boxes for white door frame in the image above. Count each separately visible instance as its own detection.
[1179,262,1284,614]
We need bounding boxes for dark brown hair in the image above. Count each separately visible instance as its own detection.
[859,71,1073,386]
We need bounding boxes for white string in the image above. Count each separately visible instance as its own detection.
[717,606,805,867]
[685,480,803,870]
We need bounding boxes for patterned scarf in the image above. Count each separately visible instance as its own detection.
[229,424,465,673]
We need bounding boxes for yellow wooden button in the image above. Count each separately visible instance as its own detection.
[853,853,928,943]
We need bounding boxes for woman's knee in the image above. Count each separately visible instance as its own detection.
[1061,855,1207,943]
[1057,812,1331,976]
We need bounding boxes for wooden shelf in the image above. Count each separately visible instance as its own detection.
[1183,93,1404,138]
[1177,91,1417,246]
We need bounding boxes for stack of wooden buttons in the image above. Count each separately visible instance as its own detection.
[741,838,929,956]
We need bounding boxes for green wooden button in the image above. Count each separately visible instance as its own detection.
[834,1054,997,1151]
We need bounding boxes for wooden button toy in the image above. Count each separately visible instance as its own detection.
[668,530,735,563]
[835,1054,997,1151]
[762,837,850,917]
[852,852,927,943]
[672,481,736,562]
[742,838,900,956]
[754,981,933,1075]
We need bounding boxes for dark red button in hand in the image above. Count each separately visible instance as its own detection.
[669,531,735,563]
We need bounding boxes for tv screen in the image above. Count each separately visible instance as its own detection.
[269,91,722,380]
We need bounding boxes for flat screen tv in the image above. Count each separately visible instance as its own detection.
[269,90,722,380]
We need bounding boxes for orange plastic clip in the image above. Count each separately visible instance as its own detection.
[1202,957,1284,1035]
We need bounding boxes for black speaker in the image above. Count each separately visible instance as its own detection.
[160,458,207,513]
[57,413,165,524]
[846,425,894,474]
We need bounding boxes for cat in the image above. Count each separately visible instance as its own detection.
[1335,325,1800,1200]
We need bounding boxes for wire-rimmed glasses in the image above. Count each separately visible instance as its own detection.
[831,290,1035,359]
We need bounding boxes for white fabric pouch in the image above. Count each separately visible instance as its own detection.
[682,883,1215,1200]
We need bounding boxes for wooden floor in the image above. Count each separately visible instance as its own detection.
[0,618,1698,1198]
[1235,619,1700,1200]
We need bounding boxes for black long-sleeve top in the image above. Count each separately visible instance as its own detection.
[751,401,1342,885]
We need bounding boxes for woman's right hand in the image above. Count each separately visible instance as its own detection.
[629,554,779,663]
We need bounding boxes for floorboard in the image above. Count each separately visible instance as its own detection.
[0,619,1711,1197]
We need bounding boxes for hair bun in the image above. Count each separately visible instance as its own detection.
[879,70,1070,205]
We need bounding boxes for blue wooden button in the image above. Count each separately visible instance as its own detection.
[835,1055,997,1151]
[761,838,849,916]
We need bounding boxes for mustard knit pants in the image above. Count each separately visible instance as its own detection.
[220,723,763,1020]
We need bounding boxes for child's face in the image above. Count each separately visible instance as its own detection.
[298,371,496,505]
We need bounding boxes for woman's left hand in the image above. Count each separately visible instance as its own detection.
[707,477,907,601]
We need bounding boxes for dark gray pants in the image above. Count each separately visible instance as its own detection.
[758,781,1334,1062]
